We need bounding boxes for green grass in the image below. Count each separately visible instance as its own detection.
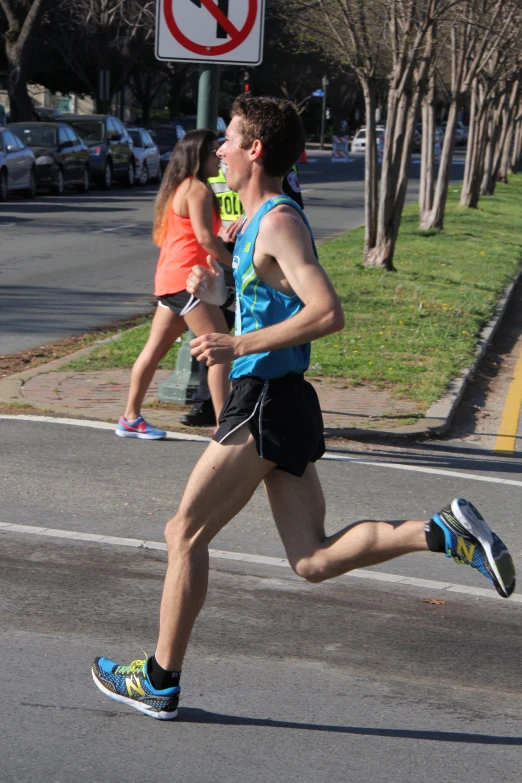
[62,176,522,409]
[62,323,181,372]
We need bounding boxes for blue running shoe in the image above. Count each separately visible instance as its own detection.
[92,657,179,719]
[115,416,166,440]
[431,498,515,598]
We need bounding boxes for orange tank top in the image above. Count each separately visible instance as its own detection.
[154,197,221,297]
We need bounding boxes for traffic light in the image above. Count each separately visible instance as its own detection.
[243,71,250,92]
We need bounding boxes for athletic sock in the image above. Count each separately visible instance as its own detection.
[123,416,140,424]
[424,518,447,553]
[149,656,181,691]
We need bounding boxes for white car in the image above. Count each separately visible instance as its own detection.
[351,127,385,154]
[127,127,161,185]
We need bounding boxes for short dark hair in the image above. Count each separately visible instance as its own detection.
[231,95,305,177]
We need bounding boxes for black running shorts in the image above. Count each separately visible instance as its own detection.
[157,291,200,316]
[213,374,325,477]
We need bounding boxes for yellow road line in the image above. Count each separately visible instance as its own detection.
[494,344,522,453]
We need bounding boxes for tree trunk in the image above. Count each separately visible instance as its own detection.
[423,98,460,229]
[361,80,378,257]
[493,76,520,184]
[419,71,436,225]
[1,0,47,122]
[481,94,505,195]
[460,77,494,208]
[460,86,488,208]
[510,116,522,172]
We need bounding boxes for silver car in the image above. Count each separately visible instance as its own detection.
[0,127,36,200]
[127,127,161,185]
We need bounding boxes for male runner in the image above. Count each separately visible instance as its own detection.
[92,95,516,720]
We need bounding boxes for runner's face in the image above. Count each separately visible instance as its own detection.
[217,115,252,191]
[204,141,221,179]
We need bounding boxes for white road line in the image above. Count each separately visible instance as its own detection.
[0,521,517,603]
[323,453,522,487]
[92,224,136,234]
[2,414,522,486]
[0,415,208,442]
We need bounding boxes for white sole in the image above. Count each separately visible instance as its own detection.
[91,670,178,720]
[115,430,166,440]
[451,498,507,596]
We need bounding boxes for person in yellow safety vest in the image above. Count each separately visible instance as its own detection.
[180,163,240,428]
[180,163,304,427]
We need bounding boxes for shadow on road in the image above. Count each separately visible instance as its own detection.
[178,708,522,744]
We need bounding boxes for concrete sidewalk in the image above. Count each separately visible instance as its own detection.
[1,269,519,439]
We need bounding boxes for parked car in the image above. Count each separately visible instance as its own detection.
[35,107,63,122]
[413,124,443,152]
[146,124,185,173]
[10,122,90,194]
[441,121,468,145]
[350,127,385,154]
[171,115,227,139]
[0,126,36,200]
[127,127,161,185]
[60,114,135,188]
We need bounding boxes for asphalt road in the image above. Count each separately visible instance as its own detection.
[0,416,520,783]
[0,151,466,355]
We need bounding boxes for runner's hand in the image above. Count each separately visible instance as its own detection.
[186,258,227,306]
[218,217,243,244]
[190,332,238,366]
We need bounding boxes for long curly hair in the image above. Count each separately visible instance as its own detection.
[153,128,219,246]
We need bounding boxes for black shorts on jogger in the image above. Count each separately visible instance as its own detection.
[212,374,325,477]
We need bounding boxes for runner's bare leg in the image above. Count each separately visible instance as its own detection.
[155,426,276,672]
[184,304,231,420]
[125,305,185,420]
[264,463,428,582]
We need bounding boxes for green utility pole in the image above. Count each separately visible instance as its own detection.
[197,64,221,131]
[158,64,222,405]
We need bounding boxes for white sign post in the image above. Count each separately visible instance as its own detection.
[156,0,266,65]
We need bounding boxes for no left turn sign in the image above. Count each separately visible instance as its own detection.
[156,0,266,65]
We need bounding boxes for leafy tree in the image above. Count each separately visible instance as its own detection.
[0,0,47,120]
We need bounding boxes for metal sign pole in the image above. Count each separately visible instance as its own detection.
[320,76,328,150]
[197,64,221,130]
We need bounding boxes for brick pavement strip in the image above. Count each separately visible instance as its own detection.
[14,368,421,435]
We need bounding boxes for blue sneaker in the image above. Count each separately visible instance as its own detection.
[92,656,179,720]
[115,416,166,440]
[431,498,515,598]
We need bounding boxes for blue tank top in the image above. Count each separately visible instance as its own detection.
[230,195,318,380]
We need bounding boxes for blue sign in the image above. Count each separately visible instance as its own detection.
[312,89,324,97]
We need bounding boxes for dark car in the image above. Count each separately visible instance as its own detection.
[0,127,36,201]
[146,124,185,173]
[10,122,90,194]
[172,115,227,138]
[35,107,63,122]
[59,114,135,188]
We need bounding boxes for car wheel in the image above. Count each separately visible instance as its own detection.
[50,168,65,195]
[124,160,135,187]
[102,162,112,190]
[77,166,90,193]
[23,169,36,199]
[0,169,8,201]
[139,162,149,186]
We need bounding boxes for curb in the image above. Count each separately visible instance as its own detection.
[1,271,520,439]
[325,267,522,440]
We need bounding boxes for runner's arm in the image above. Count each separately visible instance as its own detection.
[186,181,232,266]
[190,208,344,365]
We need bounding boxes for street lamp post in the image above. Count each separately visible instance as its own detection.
[320,75,329,150]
